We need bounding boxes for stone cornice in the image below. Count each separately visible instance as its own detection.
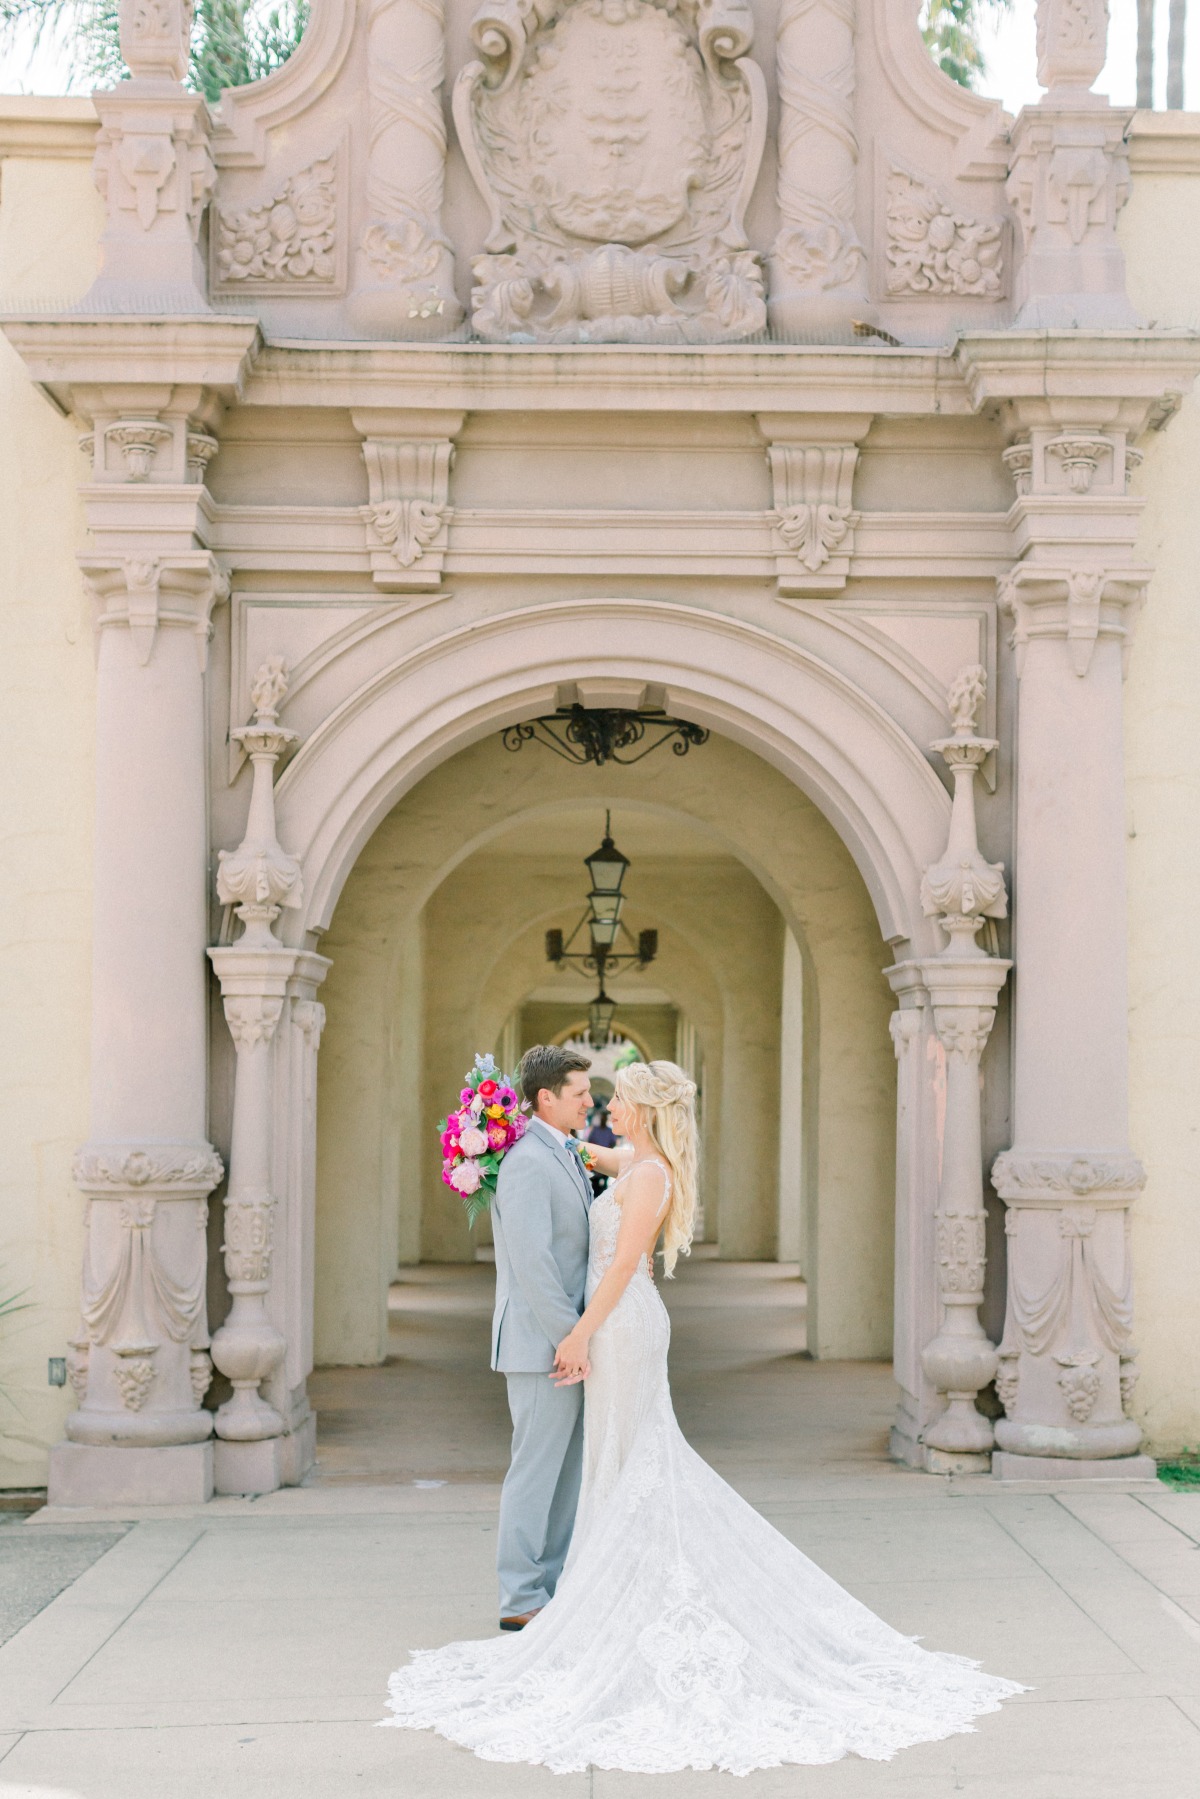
[4,313,1198,430]
[1126,110,1200,176]
[0,316,262,414]
[954,329,1200,433]
[0,96,98,160]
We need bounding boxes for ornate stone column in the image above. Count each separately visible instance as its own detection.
[915,669,1010,1472]
[349,0,463,337]
[209,660,326,1495]
[768,0,869,336]
[1007,0,1138,327]
[52,549,228,1505]
[987,405,1156,1477]
[85,0,214,313]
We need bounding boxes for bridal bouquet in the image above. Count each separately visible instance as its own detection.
[440,1054,528,1224]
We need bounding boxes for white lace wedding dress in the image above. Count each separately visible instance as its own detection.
[381,1163,1025,1775]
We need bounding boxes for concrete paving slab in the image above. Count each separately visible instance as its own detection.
[595,1694,1200,1797]
[3,1265,1198,1797]
[0,1526,127,1648]
[0,1523,202,1722]
[1139,1489,1200,1542]
[847,1572,1131,1680]
[0,1721,590,1799]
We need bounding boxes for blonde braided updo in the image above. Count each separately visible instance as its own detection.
[612,1059,698,1276]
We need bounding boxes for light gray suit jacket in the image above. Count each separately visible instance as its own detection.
[491,1117,593,1374]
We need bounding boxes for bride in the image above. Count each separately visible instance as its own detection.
[381,1059,1024,1775]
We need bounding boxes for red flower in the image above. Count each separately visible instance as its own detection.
[478,1079,498,1099]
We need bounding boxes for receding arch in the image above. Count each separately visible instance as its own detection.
[274,598,950,958]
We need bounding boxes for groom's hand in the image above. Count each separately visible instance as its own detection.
[553,1330,590,1384]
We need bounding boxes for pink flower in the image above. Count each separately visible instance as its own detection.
[460,1088,474,1104]
[459,1126,489,1157]
[498,1087,517,1107]
[511,1115,527,1140]
[487,1123,507,1149]
[449,1159,482,1196]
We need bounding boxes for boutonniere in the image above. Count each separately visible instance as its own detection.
[569,1139,597,1171]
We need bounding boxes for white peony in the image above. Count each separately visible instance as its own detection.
[449,1160,482,1195]
[459,1127,489,1157]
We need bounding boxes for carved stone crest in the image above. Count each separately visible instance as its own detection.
[453,0,767,342]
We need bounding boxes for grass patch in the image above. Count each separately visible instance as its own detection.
[1158,1455,1200,1491]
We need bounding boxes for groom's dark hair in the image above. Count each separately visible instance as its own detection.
[517,1044,591,1109]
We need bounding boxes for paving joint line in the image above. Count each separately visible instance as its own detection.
[47,1525,208,1706]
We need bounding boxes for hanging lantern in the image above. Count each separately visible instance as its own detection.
[584,812,630,897]
[588,988,617,1046]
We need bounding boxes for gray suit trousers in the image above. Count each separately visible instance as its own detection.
[496,1371,584,1615]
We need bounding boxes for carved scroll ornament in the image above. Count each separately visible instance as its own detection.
[453,0,767,342]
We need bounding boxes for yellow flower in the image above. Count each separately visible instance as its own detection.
[485,1104,505,1120]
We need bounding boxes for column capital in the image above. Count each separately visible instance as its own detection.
[79,550,228,670]
[998,561,1149,679]
[992,1148,1146,1209]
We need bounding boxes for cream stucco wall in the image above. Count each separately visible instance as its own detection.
[0,131,103,1486]
[1118,124,1200,1453]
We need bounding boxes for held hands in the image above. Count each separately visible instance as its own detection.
[553,1326,591,1386]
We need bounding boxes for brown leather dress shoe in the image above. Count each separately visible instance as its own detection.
[498,1608,543,1631]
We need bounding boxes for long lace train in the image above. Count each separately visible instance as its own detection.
[380,1176,1026,1775]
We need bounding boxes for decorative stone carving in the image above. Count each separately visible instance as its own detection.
[65,1141,222,1446]
[224,996,285,1051]
[763,437,859,596]
[1035,0,1108,92]
[217,660,302,945]
[768,0,867,335]
[118,0,190,83]
[213,153,341,292]
[80,553,229,672]
[1044,432,1112,493]
[915,665,1010,1471]
[920,666,1007,957]
[1002,441,1033,497]
[189,1348,214,1405]
[185,431,219,483]
[208,654,310,1458]
[104,419,172,481]
[884,167,1004,300]
[366,500,448,570]
[74,1144,225,1190]
[452,0,767,343]
[351,0,463,335]
[88,78,214,311]
[999,565,1147,681]
[355,418,463,591]
[1007,2,1137,328]
[993,1150,1145,1463]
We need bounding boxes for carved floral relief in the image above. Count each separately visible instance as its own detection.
[453,0,767,342]
[885,167,1005,300]
[213,151,342,293]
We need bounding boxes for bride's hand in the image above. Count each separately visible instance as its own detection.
[553,1327,590,1385]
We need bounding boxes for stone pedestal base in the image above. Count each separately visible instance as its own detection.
[48,1440,214,1507]
[214,1435,283,1496]
[922,1446,993,1476]
[278,1410,317,1486]
[992,1451,1158,1483]
[214,1413,316,1495]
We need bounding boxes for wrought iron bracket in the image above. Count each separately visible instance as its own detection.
[503,705,709,767]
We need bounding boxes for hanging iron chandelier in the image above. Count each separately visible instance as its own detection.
[545,813,658,1045]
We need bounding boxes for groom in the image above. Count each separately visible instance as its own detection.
[490,1044,594,1631]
